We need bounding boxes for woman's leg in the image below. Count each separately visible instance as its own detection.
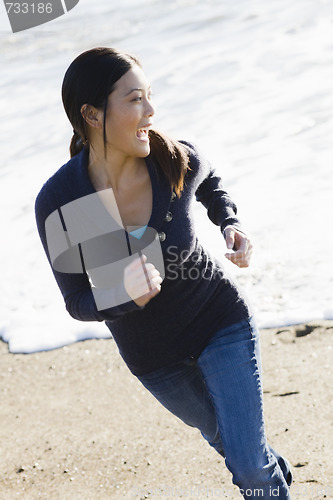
[137,317,292,499]
[137,356,225,455]
[197,317,292,499]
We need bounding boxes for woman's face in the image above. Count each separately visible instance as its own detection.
[104,65,155,159]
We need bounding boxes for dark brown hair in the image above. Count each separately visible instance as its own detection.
[61,47,189,196]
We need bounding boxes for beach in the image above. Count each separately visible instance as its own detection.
[1,321,332,499]
[1,0,333,498]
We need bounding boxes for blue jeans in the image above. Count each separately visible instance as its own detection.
[137,317,292,500]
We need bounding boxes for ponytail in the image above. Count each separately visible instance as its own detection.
[70,129,88,158]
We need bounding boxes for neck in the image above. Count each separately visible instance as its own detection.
[88,145,143,192]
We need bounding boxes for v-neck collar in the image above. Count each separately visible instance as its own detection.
[77,148,172,232]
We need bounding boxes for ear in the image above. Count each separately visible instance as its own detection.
[80,104,103,129]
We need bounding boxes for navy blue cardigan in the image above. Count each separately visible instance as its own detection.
[35,142,250,375]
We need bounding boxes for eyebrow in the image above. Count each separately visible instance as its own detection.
[125,86,151,96]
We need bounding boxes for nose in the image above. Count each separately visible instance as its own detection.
[144,98,155,118]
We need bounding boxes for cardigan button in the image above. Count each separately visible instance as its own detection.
[158,231,166,242]
[171,192,177,201]
[164,211,173,222]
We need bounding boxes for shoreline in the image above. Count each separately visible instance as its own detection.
[1,320,332,499]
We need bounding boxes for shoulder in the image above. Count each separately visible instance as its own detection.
[178,140,211,182]
[179,140,209,167]
[35,149,89,221]
[179,139,201,158]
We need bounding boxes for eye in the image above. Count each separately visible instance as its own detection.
[131,90,153,102]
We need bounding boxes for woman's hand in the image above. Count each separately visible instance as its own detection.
[224,226,253,268]
[124,254,163,307]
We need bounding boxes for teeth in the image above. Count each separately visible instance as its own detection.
[136,128,148,139]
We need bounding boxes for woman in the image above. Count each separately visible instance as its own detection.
[35,47,293,499]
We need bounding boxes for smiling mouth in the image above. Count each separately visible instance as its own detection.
[136,126,152,141]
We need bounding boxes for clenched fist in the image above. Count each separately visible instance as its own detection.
[124,254,163,307]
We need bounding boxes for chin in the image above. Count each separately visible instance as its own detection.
[136,143,151,158]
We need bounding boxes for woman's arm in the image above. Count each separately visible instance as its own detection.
[192,146,252,267]
[35,188,146,323]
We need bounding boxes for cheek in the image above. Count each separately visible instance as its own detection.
[106,110,137,137]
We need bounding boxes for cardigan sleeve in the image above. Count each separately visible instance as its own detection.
[34,186,144,324]
[189,144,243,234]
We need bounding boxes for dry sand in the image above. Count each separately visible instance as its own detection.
[1,321,332,500]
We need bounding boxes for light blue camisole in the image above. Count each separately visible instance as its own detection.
[128,225,147,240]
